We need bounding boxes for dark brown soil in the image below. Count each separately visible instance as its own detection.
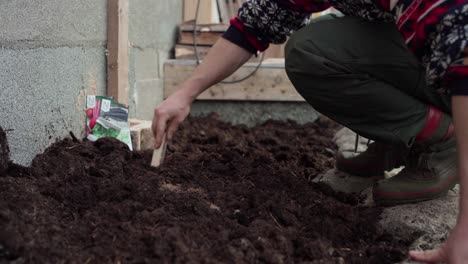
[0,115,410,263]
[0,128,9,177]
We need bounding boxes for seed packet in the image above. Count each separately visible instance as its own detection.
[85,95,132,150]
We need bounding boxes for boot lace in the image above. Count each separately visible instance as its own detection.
[354,134,371,153]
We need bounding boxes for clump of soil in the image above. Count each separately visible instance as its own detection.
[0,115,410,263]
[0,128,9,177]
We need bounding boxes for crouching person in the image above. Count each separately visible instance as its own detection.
[153,1,468,262]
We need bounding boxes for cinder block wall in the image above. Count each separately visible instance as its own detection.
[0,0,108,165]
[128,0,183,120]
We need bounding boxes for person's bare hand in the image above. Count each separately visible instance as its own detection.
[410,221,468,263]
[152,90,192,148]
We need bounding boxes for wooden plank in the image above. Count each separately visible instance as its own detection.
[107,0,129,104]
[179,23,229,32]
[178,30,223,46]
[175,44,261,62]
[164,59,305,102]
[178,23,227,46]
[175,44,211,60]
[130,119,152,151]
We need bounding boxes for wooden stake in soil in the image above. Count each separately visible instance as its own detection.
[151,136,167,168]
[107,0,130,104]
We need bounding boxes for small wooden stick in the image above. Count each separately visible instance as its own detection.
[151,136,167,167]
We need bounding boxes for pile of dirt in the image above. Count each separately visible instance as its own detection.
[0,115,411,263]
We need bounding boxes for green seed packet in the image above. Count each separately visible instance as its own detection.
[85,95,132,150]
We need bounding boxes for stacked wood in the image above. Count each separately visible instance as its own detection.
[175,23,227,60]
[178,23,228,46]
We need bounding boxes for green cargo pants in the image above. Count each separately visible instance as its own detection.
[285,15,451,147]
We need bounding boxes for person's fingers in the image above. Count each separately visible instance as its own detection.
[166,117,183,141]
[152,108,160,142]
[409,248,447,263]
[152,108,168,149]
[152,110,159,140]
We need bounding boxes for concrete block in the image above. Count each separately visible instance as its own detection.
[0,0,107,46]
[135,48,159,80]
[129,0,183,48]
[134,79,164,120]
[0,47,106,165]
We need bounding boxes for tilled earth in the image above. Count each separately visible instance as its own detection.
[0,115,411,263]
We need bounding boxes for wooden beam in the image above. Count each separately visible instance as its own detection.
[179,23,229,32]
[164,59,305,102]
[107,0,129,104]
[175,44,211,60]
[178,23,227,46]
[178,30,223,46]
[129,119,156,151]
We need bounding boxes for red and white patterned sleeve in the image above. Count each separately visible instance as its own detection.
[222,0,331,53]
[426,3,468,96]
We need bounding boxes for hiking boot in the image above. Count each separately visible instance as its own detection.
[336,142,407,177]
[373,137,458,206]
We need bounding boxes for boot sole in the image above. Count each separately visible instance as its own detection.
[373,174,459,206]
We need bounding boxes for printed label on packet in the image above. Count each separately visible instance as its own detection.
[101,99,111,112]
[85,95,133,150]
[87,95,96,108]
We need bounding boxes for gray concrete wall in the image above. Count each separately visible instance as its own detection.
[0,0,107,165]
[128,0,183,120]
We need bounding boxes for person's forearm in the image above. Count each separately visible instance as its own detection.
[178,38,253,101]
[453,96,468,222]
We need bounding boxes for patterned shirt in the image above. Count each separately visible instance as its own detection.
[222,0,468,96]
